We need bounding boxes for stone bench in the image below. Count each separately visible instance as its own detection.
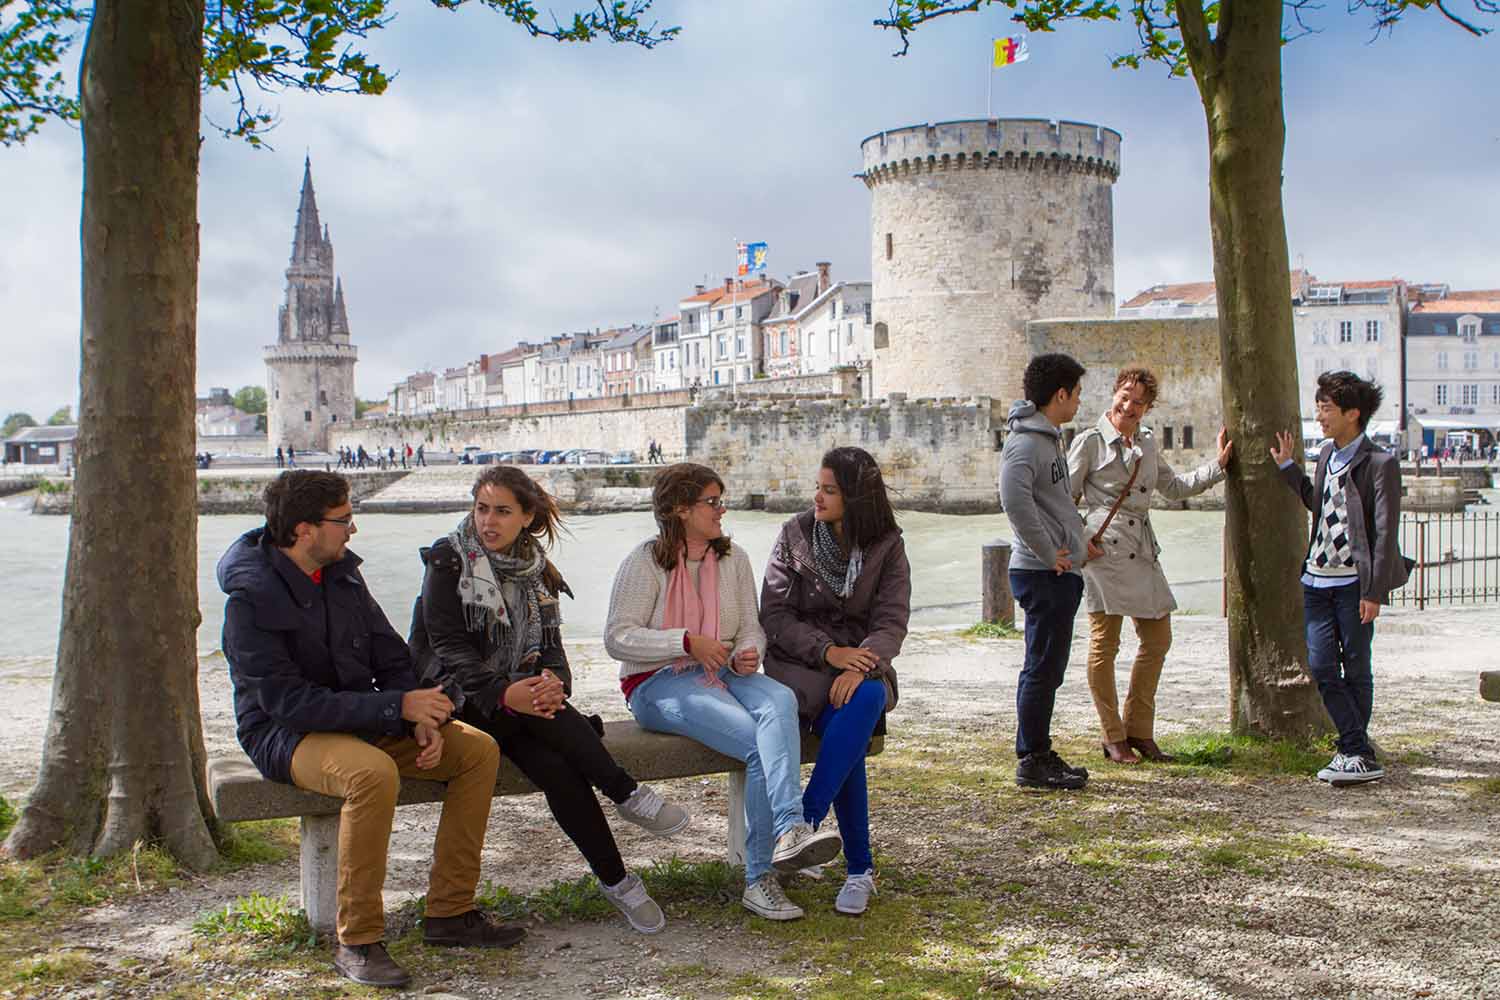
[209,720,883,935]
[1482,672,1500,704]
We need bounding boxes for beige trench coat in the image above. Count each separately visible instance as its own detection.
[1067,412,1225,619]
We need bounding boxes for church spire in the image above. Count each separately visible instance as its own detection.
[290,156,325,267]
[331,277,351,339]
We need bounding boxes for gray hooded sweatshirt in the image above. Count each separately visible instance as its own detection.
[999,400,1086,575]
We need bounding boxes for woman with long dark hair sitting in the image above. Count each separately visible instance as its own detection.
[604,462,843,922]
[760,446,909,916]
[409,465,690,934]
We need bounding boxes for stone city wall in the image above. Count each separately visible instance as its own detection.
[195,433,269,456]
[686,394,1002,513]
[700,368,861,401]
[33,469,407,515]
[1026,316,1227,510]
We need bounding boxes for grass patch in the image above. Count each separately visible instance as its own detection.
[0,797,15,841]
[0,843,180,921]
[4,948,93,988]
[214,818,299,869]
[962,620,1024,640]
[192,893,317,953]
[1157,730,1333,778]
[1457,776,1500,797]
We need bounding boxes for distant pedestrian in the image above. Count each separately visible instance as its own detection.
[388,446,396,468]
[402,444,410,470]
[1271,371,1412,788]
[287,445,297,469]
[276,446,285,469]
[416,444,426,467]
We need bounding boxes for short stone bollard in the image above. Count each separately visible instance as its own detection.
[981,540,1014,625]
[1481,671,1500,703]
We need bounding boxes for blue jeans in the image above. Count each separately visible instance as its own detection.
[1303,583,1375,757]
[1010,569,1085,758]
[803,678,885,876]
[629,666,803,884]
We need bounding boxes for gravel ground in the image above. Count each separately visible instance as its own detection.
[2,603,1497,998]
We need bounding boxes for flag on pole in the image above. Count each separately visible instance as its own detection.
[993,36,1029,68]
[737,241,768,276]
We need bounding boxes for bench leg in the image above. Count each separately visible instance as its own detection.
[300,814,340,939]
[726,770,747,868]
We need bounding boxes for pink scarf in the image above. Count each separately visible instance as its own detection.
[663,546,725,689]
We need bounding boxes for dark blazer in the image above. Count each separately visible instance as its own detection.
[407,537,572,721]
[1279,437,1412,603]
[760,509,910,727]
[217,528,416,784]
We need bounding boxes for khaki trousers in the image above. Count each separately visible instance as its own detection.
[1086,613,1173,744]
[289,720,500,945]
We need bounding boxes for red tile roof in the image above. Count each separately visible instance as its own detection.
[1412,298,1500,314]
[680,279,776,305]
[1120,281,1217,309]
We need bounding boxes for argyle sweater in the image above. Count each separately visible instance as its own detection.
[1305,468,1358,581]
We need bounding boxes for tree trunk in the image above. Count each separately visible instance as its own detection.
[5,0,218,868]
[1185,3,1331,740]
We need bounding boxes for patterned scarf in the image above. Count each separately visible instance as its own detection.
[812,517,863,599]
[448,513,550,675]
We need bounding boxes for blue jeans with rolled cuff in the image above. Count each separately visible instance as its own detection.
[802,678,886,875]
[1303,582,1376,758]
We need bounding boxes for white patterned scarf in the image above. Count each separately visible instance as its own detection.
[448,513,549,674]
[812,517,863,599]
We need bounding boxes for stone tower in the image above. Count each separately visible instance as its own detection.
[264,158,358,454]
[858,119,1121,401]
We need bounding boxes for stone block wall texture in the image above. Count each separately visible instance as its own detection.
[685,396,1003,513]
[1027,316,1227,509]
[266,343,357,454]
[861,119,1120,404]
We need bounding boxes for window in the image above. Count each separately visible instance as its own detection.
[1182,426,1195,449]
[1491,384,1500,405]
[715,309,724,323]
[1163,426,1174,450]
[1338,321,1353,344]
[1438,352,1448,370]
[736,334,745,356]
[1459,384,1478,405]
[1460,321,1479,342]
[1465,351,1479,370]
[1436,384,1449,405]
[742,365,751,381]
[735,306,744,320]
[670,353,676,369]
[864,302,872,324]
[318,390,328,406]
[1365,320,1380,343]
[831,301,838,320]
[846,323,854,345]
[330,414,337,422]
[885,233,893,260]
[1434,323,1448,335]
[779,331,788,354]
[303,410,312,422]
[717,335,727,358]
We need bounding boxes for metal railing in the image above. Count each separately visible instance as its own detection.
[1392,510,1500,608]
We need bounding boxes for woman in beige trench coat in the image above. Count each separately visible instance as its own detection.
[1067,367,1232,764]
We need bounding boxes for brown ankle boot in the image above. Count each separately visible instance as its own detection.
[333,941,410,988]
[1101,741,1141,764]
[1127,736,1175,763]
[423,909,527,949]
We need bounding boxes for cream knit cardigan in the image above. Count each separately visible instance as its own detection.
[604,537,767,683]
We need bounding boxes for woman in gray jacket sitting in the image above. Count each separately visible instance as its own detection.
[761,447,910,916]
[1067,367,1232,764]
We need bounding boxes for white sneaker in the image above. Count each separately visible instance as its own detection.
[772,822,843,873]
[741,873,803,921]
[835,870,876,916]
[1327,754,1386,787]
[1315,753,1348,783]
[615,783,690,837]
[601,872,665,934]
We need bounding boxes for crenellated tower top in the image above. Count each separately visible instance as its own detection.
[857,118,1121,187]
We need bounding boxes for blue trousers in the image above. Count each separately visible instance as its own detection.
[1303,583,1376,757]
[629,666,803,884]
[1010,569,1085,758]
[803,679,886,876]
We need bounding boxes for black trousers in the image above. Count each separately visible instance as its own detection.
[465,701,637,886]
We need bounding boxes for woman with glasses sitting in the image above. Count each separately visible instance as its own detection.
[604,463,841,922]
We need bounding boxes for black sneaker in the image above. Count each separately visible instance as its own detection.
[1046,750,1089,780]
[1016,752,1088,790]
[1327,754,1385,787]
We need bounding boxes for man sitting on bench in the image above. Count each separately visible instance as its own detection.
[218,470,522,989]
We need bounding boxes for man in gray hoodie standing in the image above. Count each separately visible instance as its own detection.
[1000,353,1098,790]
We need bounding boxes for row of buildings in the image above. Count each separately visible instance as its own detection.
[384,263,876,417]
[1118,272,1500,444]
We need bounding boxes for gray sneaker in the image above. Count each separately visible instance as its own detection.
[1316,753,1349,783]
[741,873,803,921]
[772,822,843,873]
[601,873,665,934]
[835,870,876,916]
[615,783,690,837]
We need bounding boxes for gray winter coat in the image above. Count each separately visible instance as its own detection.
[1280,437,1412,603]
[760,509,908,728]
[999,400,1087,574]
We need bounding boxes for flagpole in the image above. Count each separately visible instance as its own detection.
[987,40,993,118]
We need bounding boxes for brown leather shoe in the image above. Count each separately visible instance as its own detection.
[1127,736,1176,763]
[423,909,527,949]
[1101,741,1140,764]
[333,941,410,988]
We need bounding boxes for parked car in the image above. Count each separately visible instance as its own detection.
[549,450,580,465]
[569,450,611,465]
[473,451,502,465]
[514,450,541,464]
[535,450,562,465]
[609,450,638,465]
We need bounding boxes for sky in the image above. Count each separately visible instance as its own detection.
[2,1,1497,417]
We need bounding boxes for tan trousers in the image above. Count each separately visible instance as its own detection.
[1086,613,1173,744]
[289,720,500,945]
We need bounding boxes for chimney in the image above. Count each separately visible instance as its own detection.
[724,277,734,292]
[695,284,706,295]
[816,261,831,295]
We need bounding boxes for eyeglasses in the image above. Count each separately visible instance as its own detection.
[695,496,728,511]
[319,514,356,530]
